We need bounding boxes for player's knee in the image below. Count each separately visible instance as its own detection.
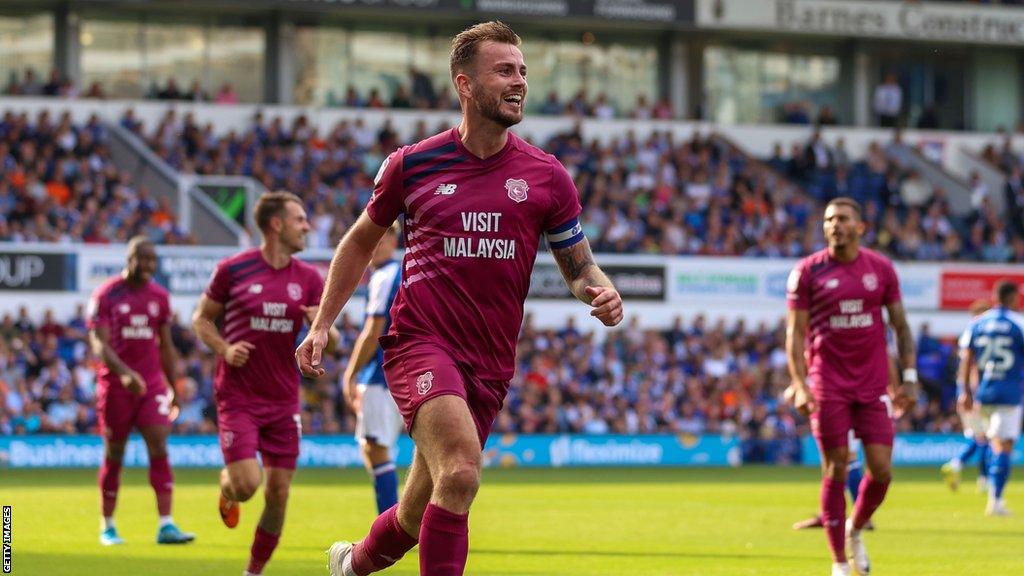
[871,468,892,483]
[436,461,480,502]
[264,481,290,506]
[105,443,127,462]
[231,476,261,501]
[824,459,849,481]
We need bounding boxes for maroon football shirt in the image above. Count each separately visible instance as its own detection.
[206,249,325,407]
[366,128,584,380]
[787,248,902,401]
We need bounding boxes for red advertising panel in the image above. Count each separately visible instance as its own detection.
[939,269,1024,310]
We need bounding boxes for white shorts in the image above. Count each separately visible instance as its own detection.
[981,404,1023,442]
[960,407,986,439]
[355,384,404,449]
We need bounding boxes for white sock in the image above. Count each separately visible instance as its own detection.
[243,571,261,576]
[342,550,356,576]
[159,515,174,528]
[949,458,962,472]
[102,517,115,531]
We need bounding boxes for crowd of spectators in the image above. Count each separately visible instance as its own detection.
[776,128,1024,263]
[0,110,193,244]
[5,104,1024,263]
[4,68,669,120]
[0,305,960,464]
[134,108,1024,262]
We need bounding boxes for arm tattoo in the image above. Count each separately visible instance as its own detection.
[553,241,596,281]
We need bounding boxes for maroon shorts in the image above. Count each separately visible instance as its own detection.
[97,380,172,442]
[381,335,509,447]
[811,390,895,451]
[217,401,301,469]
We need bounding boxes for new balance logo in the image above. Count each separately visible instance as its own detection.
[434,184,457,196]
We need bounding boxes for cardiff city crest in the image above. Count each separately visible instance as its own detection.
[506,178,529,203]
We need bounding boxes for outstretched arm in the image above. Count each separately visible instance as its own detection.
[550,237,622,326]
[297,212,388,376]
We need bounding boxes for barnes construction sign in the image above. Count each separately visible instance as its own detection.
[698,0,1024,45]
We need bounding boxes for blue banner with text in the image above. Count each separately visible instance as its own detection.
[0,434,740,468]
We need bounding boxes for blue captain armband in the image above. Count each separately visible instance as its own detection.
[546,217,585,249]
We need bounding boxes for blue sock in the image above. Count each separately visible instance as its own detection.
[989,452,1011,500]
[980,444,992,480]
[846,460,864,504]
[957,439,979,464]
[372,461,399,514]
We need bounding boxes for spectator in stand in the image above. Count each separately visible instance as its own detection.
[1005,165,1024,238]
[185,80,208,102]
[593,93,616,120]
[874,73,903,128]
[20,69,43,96]
[539,91,563,115]
[215,83,239,104]
[568,89,591,116]
[342,85,364,108]
[816,104,838,126]
[157,77,183,100]
[409,66,437,109]
[782,102,811,125]
[83,82,106,100]
[42,70,62,97]
[633,94,653,120]
[389,84,412,108]
[899,170,933,209]
[366,87,385,108]
[653,97,674,120]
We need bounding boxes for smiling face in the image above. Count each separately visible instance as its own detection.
[457,40,527,128]
[126,240,157,284]
[275,200,311,255]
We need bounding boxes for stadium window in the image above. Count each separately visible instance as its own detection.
[704,45,840,126]
[80,13,263,102]
[0,12,54,95]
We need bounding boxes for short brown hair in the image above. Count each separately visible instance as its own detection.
[995,279,1020,307]
[254,191,302,233]
[449,21,521,82]
[825,196,863,220]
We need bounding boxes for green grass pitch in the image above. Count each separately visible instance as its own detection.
[4,467,1022,575]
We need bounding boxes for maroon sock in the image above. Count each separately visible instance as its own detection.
[247,526,281,575]
[99,457,122,518]
[821,477,846,563]
[852,475,890,530]
[419,503,469,576]
[351,504,418,575]
[148,455,174,516]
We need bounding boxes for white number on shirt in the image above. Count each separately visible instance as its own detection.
[976,335,1015,373]
[879,394,894,419]
[155,393,172,416]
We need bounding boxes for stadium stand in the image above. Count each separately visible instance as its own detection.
[0,110,192,244]
[117,108,1023,262]
[0,305,959,463]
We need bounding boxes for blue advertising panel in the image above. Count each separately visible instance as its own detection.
[0,434,740,469]
[800,434,1024,466]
